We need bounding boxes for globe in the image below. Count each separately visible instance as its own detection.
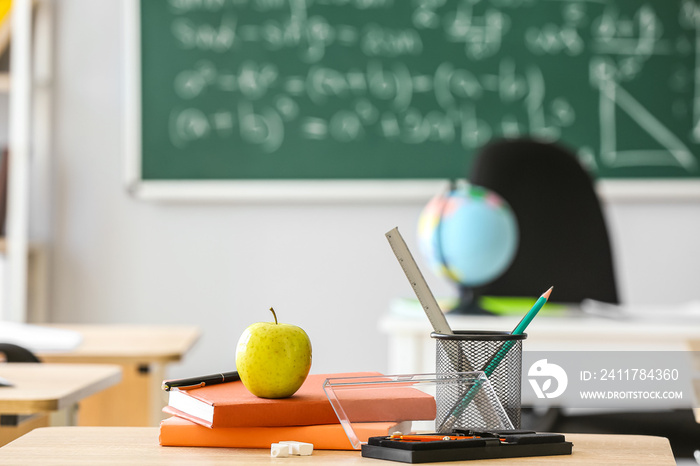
[417,183,519,314]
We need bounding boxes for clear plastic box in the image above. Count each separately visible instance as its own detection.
[322,372,513,450]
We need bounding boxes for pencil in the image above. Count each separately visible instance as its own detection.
[389,434,471,442]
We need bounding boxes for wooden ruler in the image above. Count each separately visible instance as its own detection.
[385,227,453,335]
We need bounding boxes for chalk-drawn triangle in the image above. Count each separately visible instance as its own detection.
[598,77,697,171]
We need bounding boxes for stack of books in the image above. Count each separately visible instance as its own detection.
[159,372,436,450]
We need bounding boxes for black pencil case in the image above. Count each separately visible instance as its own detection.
[361,430,573,463]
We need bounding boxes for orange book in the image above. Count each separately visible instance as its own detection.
[159,416,409,450]
[164,372,436,428]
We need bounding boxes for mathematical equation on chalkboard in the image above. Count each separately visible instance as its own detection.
[139,0,700,181]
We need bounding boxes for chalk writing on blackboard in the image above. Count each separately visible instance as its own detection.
[137,0,700,182]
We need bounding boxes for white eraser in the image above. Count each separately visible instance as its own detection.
[271,443,290,458]
[279,440,313,456]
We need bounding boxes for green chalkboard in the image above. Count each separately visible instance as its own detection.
[131,0,700,193]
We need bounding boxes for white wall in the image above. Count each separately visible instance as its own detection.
[42,1,700,379]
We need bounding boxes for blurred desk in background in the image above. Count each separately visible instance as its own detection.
[380,299,700,374]
[37,325,200,427]
[0,363,121,446]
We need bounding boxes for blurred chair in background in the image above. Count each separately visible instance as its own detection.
[468,137,619,305]
[0,343,41,363]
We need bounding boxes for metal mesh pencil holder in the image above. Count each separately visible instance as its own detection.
[432,331,526,430]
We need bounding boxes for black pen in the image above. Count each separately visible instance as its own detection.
[162,371,240,391]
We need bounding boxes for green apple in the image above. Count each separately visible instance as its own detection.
[235,307,312,398]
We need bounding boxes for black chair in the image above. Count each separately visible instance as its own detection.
[0,343,41,363]
[468,137,619,305]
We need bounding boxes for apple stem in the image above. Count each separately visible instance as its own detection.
[269,307,278,325]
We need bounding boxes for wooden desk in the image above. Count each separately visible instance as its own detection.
[37,325,200,427]
[0,364,121,445]
[0,427,676,465]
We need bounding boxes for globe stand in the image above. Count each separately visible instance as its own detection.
[449,286,495,315]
